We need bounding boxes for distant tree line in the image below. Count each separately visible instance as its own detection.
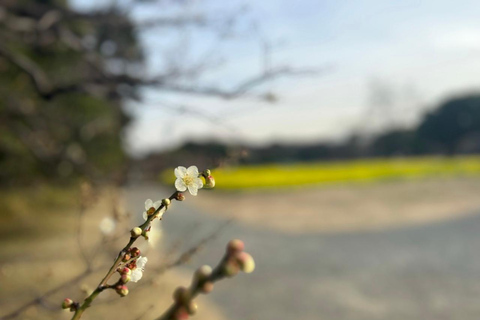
[140,93,480,174]
[372,94,480,157]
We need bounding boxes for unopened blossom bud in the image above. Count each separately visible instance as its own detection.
[236,252,255,273]
[142,229,150,240]
[204,175,215,188]
[119,267,131,275]
[174,308,190,320]
[162,198,171,206]
[173,286,190,304]
[194,265,212,282]
[120,273,131,283]
[226,239,244,255]
[131,227,142,238]
[175,193,185,201]
[116,285,129,297]
[202,169,211,177]
[186,301,198,315]
[62,298,73,309]
[130,247,140,257]
[122,253,131,262]
[200,281,214,294]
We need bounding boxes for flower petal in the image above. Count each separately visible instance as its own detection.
[174,166,187,179]
[130,269,143,282]
[155,207,166,220]
[143,211,148,220]
[153,200,162,209]
[137,256,148,268]
[145,199,153,210]
[194,177,204,189]
[147,228,162,248]
[175,178,187,191]
[187,165,199,177]
[188,184,198,196]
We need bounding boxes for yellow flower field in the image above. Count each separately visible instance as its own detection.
[161,156,480,190]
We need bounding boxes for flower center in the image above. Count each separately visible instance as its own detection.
[183,175,194,185]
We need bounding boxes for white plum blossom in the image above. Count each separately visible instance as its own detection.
[130,256,148,283]
[174,166,203,196]
[147,227,162,248]
[99,217,116,235]
[142,199,165,220]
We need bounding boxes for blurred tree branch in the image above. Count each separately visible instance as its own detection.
[1,0,318,101]
[0,0,319,184]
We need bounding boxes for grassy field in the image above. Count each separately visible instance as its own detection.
[162,156,480,189]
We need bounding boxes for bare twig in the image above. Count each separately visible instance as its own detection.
[154,239,255,320]
[70,189,186,320]
[158,66,322,100]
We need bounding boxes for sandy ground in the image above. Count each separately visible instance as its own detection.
[0,187,225,320]
[192,177,480,234]
[125,179,480,320]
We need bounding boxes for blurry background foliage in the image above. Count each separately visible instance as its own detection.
[0,0,141,185]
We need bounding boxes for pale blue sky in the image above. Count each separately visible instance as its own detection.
[70,0,480,154]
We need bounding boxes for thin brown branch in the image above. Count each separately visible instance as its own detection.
[85,212,230,307]
[154,239,255,320]
[70,190,182,320]
[159,66,323,99]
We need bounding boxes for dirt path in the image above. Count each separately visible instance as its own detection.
[124,183,480,320]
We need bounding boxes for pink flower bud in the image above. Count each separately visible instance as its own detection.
[120,273,131,283]
[236,252,255,273]
[226,239,244,255]
[200,281,214,294]
[62,298,73,309]
[116,285,129,297]
[174,308,190,320]
[130,247,141,257]
[204,175,215,188]
[120,267,131,275]
[175,193,186,201]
